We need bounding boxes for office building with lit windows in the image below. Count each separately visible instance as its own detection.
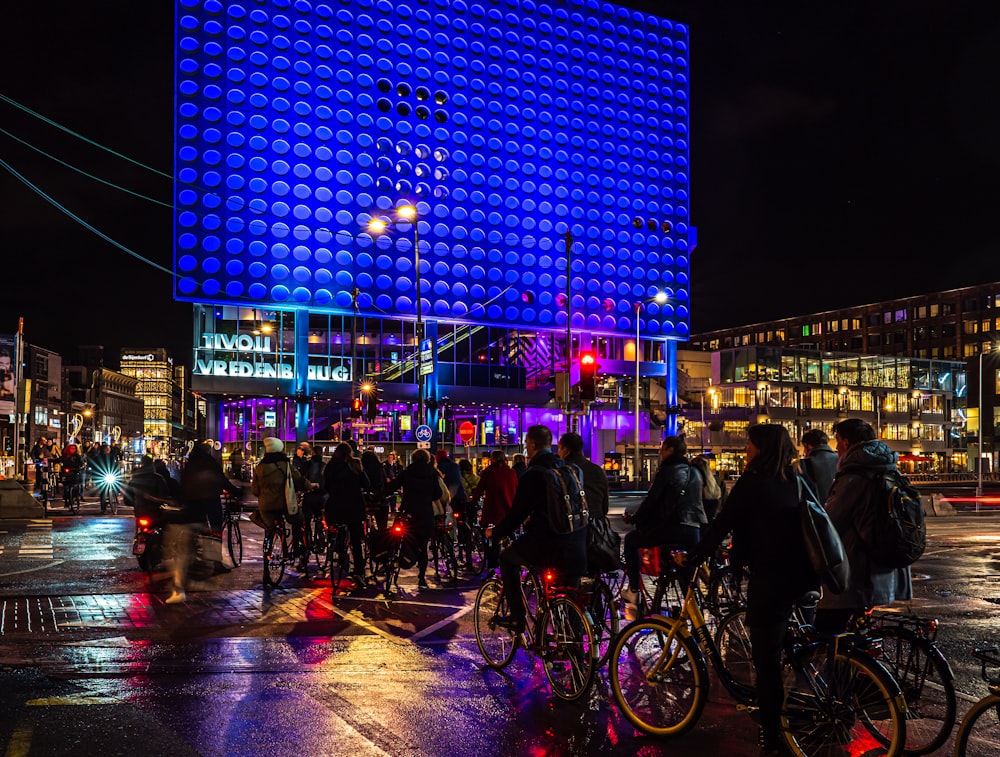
[176,0,697,482]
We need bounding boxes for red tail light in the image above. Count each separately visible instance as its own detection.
[393,524,403,534]
[137,518,151,528]
[544,571,555,584]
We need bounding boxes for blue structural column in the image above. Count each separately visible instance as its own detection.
[424,321,440,450]
[665,339,679,436]
[294,311,310,444]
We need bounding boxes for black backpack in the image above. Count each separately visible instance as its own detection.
[543,459,589,535]
[863,469,926,568]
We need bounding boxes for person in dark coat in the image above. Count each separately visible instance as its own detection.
[361,448,390,530]
[167,442,243,604]
[511,453,527,479]
[621,435,707,607]
[683,424,820,757]
[557,432,609,519]
[124,455,171,518]
[487,425,588,633]
[816,418,912,632]
[800,428,839,502]
[469,450,518,569]
[435,449,469,518]
[385,448,439,590]
[323,443,370,587]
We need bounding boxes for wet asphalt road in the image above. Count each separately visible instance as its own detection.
[0,496,997,756]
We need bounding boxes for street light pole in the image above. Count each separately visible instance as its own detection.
[565,227,574,433]
[633,291,668,487]
[977,350,984,506]
[700,390,706,454]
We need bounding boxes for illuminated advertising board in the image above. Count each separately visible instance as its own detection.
[175,0,692,338]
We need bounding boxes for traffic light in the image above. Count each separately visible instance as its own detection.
[351,397,363,419]
[579,350,598,401]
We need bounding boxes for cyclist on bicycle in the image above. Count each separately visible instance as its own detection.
[30,436,55,491]
[323,442,370,588]
[59,443,85,507]
[470,450,517,570]
[250,437,313,570]
[485,424,588,635]
[680,424,820,757]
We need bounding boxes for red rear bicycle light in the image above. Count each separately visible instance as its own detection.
[137,518,151,527]
[393,524,403,534]
[544,571,555,584]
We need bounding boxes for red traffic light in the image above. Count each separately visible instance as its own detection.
[579,350,598,401]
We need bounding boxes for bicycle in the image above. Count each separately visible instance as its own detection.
[37,464,56,516]
[611,556,907,756]
[63,472,83,515]
[716,606,956,756]
[585,571,621,668]
[474,565,597,701]
[953,646,1000,757]
[429,514,459,583]
[367,515,409,596]
[262,512,292,588]
[220,494,243,568]
[325,519,369,596]
[453,508,487,576]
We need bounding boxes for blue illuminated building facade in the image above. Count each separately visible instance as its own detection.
[177,0,694,481]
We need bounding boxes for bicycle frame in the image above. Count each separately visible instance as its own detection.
[642,579,756,705]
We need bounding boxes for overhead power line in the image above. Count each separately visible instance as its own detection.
[0,155,175,277]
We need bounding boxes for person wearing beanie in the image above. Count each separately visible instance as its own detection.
[250,437,313,571]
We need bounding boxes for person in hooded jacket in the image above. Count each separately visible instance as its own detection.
[166,442,243,604]
[251,437,312,569]
[59,444,85,507]
[815,418,912,633]
[385,448,439,590]
[324,442,370,588]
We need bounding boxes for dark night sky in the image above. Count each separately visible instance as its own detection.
[3,1,1000,367]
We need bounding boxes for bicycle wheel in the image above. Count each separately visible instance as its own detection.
[610,617,708,736]
[714,609,757,690]
[263,528,287,587]
[954,694,1000,757]
[310,519,329,572]
[707,565,749,619]
[589,577,620,668]
[783,647,906,757]
[226,519,243,567]
[542,597,596,701]
[441,532,458,582]
[876,626,956,755]
[522,569,542,642]
[465,527,487,576]
[474,577,518,668]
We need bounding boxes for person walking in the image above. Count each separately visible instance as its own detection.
[620,435,706,612]
[681,424,820,757]
[167,442,243,604]
[815,418,912,633]
[486,425,588,634]
[469,450,518,570]
[800,428,839,502]
[385,448,440,590]
[323,443,370,588]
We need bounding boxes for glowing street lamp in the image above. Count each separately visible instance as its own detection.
[368,204,424,423]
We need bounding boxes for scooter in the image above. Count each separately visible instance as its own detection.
[133,504,170,573]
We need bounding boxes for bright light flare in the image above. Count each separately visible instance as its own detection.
[103,473,119,485]
[397,205,416,220]
[653,290,668,305]
[368,218,387,234]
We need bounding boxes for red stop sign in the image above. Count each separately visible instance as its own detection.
[458,421,476,443]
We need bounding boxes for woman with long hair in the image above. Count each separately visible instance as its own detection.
[683,424,818,757]
[323,442,370,588]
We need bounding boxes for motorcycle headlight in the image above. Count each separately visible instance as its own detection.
[103,473,119,485]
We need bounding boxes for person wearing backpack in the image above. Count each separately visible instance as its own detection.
[815,418,913,633]
[620,435,707,611]
[486,425,588,634]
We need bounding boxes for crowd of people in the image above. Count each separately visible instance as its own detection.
[31,416,917,755]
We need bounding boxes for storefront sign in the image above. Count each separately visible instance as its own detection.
[193,360,350,382]
[122,353,156,362]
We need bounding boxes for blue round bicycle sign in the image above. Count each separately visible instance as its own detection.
[415,424,433,443]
